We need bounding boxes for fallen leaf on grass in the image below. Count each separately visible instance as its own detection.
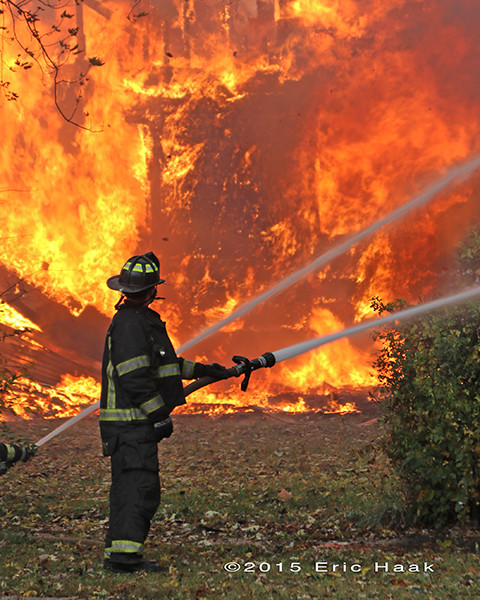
[38,553,58,562]
[277,489,292,501]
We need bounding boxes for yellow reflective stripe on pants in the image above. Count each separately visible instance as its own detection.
[154,363,181,378]
[106,337,116,409]
[116,355,150,377]
[6,445,15,461]
[140,394,165,416]
[111,540,143,554]
[99,408,149,422]
[182,359,196,379]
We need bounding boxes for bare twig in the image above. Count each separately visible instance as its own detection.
[1,0,104,130]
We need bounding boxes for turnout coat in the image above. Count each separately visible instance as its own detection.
[99,300,195,450]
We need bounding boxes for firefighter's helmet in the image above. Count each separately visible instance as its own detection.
[107,252,165,294]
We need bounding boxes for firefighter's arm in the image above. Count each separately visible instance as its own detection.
[0,443,33,474]
[177,357,228,380]
[111,319,170,423]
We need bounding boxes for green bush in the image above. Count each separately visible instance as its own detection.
[372,296,480,527]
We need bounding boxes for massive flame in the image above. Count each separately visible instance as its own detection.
[1,0,479,417]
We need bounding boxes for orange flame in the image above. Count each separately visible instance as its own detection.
[2,374,100,420]
[0,301,41,332]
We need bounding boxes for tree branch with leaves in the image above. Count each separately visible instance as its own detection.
[0,0,106,128]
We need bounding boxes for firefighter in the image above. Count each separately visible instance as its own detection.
[0,443,33,475]
[101,251,228,573]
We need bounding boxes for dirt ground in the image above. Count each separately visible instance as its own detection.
[1,410,480,599]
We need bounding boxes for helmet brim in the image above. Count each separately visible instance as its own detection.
[107,275,166,294]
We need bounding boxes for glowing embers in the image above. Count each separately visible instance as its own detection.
[1,371,360,419]
[178,381,359,416]
[3,374,100,420]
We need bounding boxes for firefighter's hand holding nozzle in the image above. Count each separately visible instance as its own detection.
[193,362,229,380]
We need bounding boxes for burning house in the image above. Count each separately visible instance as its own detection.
[0,0,479,418]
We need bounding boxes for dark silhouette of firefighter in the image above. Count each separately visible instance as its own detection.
[0,443,33,475]
[100,251,228,573]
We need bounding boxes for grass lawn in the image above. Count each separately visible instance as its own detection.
[1,411,480,599]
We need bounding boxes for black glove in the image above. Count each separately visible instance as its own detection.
[19,446,33,463]
[193,362,229,380]
[153,417,173,442]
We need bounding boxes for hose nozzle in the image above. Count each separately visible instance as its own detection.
[258,352,276,368]
[230,352,276,392]
[232,355,253,391]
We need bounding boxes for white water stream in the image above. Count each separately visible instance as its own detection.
[178,154,480,353]
[35,154,480,446]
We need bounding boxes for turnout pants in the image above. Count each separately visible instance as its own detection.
[104,434,160,565]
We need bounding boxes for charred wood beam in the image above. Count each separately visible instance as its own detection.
[83,0,112,19]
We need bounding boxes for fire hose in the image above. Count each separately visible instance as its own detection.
[3,282,480,474]
[0,354,276,473]
[32,352,277,450]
